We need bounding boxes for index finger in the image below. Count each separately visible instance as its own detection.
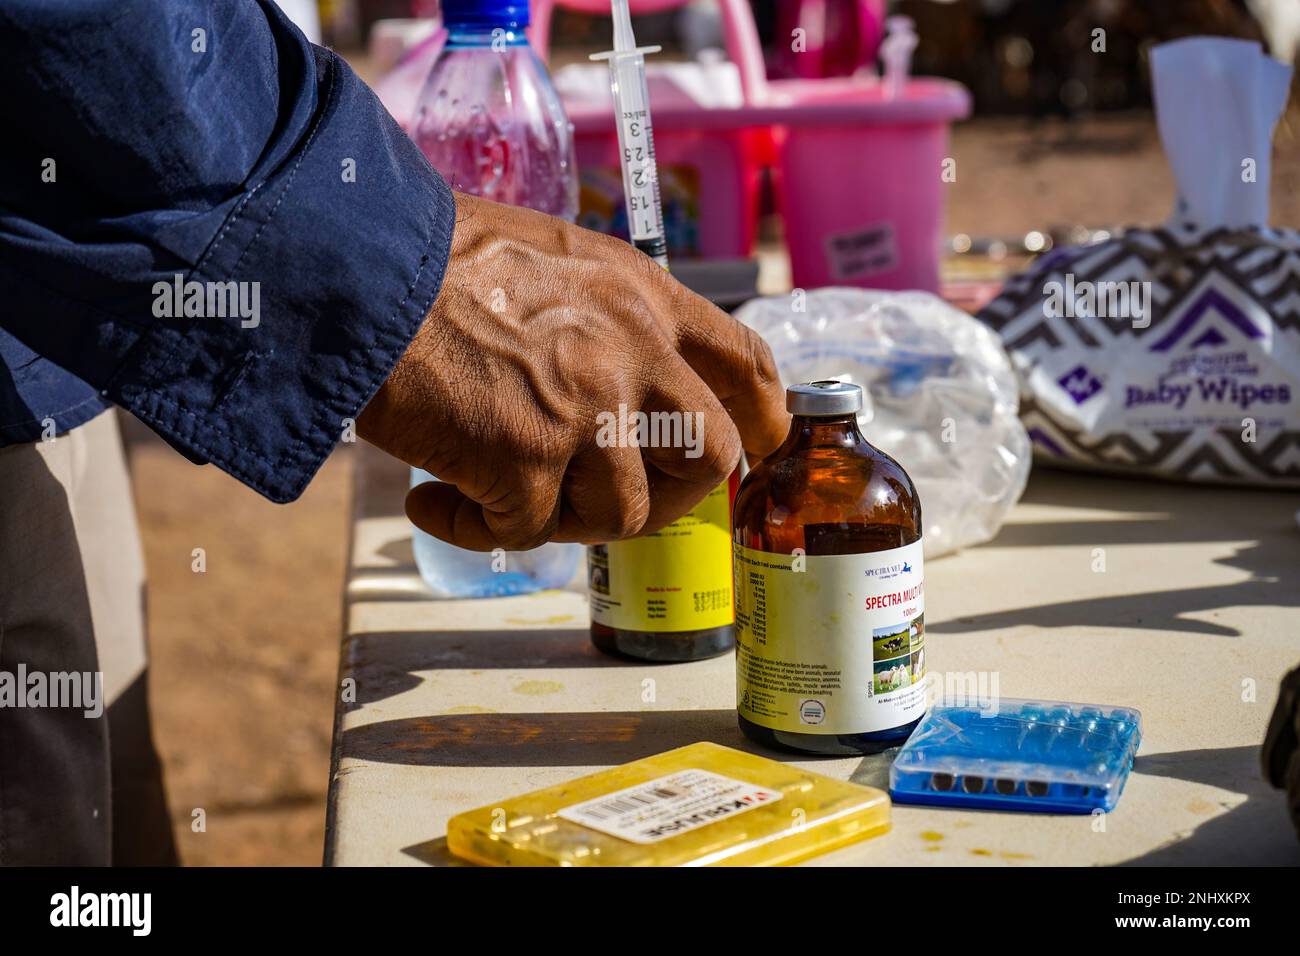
[652,274,789,462]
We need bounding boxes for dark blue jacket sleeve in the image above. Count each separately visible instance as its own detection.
[0,0,455,501]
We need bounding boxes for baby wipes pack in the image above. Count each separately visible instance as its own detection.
[980,39,1300,485]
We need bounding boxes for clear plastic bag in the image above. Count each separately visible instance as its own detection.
[736,287,1031,559]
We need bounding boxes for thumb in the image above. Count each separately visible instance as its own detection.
[405,476,560,552]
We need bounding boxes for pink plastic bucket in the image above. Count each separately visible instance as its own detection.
[767,76,969,292]
[532,0,968,286]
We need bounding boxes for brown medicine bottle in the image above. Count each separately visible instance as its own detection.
[732,381,925,755]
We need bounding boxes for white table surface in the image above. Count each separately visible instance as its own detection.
[325,444,1300,866]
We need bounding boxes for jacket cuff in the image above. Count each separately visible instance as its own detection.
[109,48,455,502]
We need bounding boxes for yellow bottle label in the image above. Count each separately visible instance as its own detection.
[734,541,926,735]
[587,482,733,633]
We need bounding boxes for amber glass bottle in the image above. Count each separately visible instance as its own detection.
[732,381,925,755]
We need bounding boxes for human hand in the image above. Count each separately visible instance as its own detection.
[358,192,788,551]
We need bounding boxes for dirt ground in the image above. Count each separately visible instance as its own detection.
[126,432,352,866]
[127,110,1300,866]
[946,112,1300,235]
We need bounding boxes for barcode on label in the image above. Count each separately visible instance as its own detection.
[557,769,782,845]
[580,785,687,820]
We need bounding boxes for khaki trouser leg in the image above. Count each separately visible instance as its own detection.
[0,410,176,865]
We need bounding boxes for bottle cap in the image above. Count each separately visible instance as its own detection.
[787,380,863,416]
[441,0,530,29]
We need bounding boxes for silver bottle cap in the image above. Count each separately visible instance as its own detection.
[786,380,863,416]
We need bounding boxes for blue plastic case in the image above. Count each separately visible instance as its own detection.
[889,699,1141,813]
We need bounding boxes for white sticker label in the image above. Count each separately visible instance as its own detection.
[825,221,899,281]
[735,540,926,735]
[557,770,782,845]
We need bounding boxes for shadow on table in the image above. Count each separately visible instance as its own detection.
[346,538,431,603]
[848,748,906,790]
[341,708,771,768]
[399,837,470,867]
[341,628,625,708]
[1119,745,1300,865]
[930,471,1298,639]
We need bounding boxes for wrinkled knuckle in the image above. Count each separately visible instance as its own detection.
[727,323,778,389]
[697,425,741,486]
[495,510,556,551]
[609,481,651,539]
[746,329,781,386]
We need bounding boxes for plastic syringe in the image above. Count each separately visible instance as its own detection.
[590,0,668,268]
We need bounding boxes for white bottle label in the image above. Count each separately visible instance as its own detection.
[734,540,926,735]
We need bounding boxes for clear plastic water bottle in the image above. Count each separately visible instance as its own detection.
[407,0,581,597]
[412,1,578,219]
[409,466,580,598]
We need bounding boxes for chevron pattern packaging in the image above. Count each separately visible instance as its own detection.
[977,38,1299,486]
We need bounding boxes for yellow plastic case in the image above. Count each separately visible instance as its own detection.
[446,742,891,866]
